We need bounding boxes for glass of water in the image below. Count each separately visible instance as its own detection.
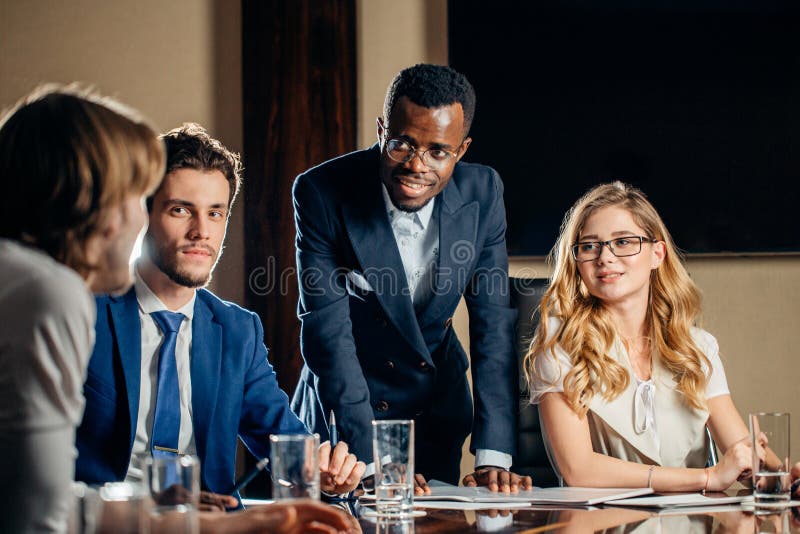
[269,434,320,500]
[750,412,791,506]
[139,454,200,534]
[97,482,148,534]
[372,419,415,517]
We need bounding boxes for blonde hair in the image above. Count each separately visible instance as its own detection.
[0,84,165,275]
[523,182,708,416]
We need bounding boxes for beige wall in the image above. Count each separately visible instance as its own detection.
[356,0,448,149]
[0,0,245,304]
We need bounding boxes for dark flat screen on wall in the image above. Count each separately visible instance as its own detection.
[448,0,800,256]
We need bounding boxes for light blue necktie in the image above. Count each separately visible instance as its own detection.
[150,310,185,460]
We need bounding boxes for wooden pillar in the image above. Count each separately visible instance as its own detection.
[241,0,356,394]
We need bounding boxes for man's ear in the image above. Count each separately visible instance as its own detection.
[455,137,472,162]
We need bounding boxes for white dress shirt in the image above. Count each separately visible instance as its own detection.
[125,269,197,480]
[381,186,512,471]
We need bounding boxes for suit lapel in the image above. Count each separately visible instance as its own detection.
[417,178,479,327]
[190,293,222,467]
[343,177,429,359]
[109,288,142,451]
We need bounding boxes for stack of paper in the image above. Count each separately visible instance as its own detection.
[606,493,749,508]
[417,482,653,506]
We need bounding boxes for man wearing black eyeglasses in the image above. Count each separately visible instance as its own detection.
[291,63,531,493]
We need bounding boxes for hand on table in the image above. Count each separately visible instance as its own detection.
[708,436,759,492]
[202,499,361,534]
[413,473,431,495]
[462,467,533,493]
[790,462,800,498]
[199,490,239,511]
[319,440,366,494]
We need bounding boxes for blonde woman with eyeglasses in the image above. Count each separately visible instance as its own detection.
[524,181,762,492]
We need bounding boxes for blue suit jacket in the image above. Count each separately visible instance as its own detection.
[290,145,518,468]
[75,287,308,494]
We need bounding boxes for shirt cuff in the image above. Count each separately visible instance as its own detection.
[474,449,512,471]
[363,462,376,479]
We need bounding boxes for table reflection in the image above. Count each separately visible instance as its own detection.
[356,505,800,533]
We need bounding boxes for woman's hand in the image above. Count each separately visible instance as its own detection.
[707,436,758,491]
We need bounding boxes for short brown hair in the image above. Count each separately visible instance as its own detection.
[158,123,242,210]
[0,84,165,274]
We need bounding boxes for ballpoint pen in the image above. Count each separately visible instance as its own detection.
[231,456,269,493]
[329,409,338,447]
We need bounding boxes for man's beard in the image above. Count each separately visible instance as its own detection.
[145,236,219,288]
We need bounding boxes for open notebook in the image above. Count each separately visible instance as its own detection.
[605,493,751,509]
[360,480,654,506]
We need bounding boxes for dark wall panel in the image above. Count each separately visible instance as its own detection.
[242,0,356,392]
[449,0,800,256]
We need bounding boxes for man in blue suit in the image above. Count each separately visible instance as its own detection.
[291,64,532,491]
[75,124,364,502]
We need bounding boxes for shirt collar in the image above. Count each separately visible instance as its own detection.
[134,266,196,319]
[381,183,435,230]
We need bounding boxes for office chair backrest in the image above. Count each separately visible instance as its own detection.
[509,277,559,487]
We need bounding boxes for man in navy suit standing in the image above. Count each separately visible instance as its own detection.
[291,64,532,491]
[75,124,365,504]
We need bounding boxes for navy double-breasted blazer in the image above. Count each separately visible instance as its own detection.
[290,145,518,471]
[75,287,308,494]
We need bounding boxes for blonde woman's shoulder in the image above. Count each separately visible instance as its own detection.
[689,326,720,355]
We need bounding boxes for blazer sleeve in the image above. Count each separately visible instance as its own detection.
[292,173,376,462]
[237,311,309,460]
[464,170,518,456]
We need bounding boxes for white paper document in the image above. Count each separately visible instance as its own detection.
[414,481,653,505]
[607,493,750,508]
[414,500,533,510]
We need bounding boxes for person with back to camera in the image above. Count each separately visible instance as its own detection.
[0,85,164,532]
[524,181,765,492]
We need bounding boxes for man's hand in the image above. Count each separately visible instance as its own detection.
[201,499,361,534]
[462,467,533,493]
[790,462,800,498]
[319,440,366,494]
[414,473,431,495]
[199,490,239,511]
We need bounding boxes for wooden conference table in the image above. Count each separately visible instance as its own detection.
[354,502,800,533]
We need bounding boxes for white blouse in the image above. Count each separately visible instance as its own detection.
[529,317,731,468]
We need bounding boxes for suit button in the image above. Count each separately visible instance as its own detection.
[385,360,395,370]
[444,317,453,329]
[419,361,429,370]
[376,400,389,412]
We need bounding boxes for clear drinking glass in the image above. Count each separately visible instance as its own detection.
[750,412,791,506]
[372,420,414,517]
[139,454,200,534]
[97,481,149,534]
[269,434,321,500]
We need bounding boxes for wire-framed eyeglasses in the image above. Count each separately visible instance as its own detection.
[571,236,658,262]
[384,138,460,169]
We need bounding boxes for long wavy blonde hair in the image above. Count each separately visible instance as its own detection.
[523,182,708,416]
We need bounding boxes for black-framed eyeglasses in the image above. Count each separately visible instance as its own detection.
[383,138,460,169]
[571,236,658,262]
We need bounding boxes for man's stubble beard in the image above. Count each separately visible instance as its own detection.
[145,235,220,289]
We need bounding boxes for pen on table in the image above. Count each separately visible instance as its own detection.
[329,410,338,447]
[231,456,269,493]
